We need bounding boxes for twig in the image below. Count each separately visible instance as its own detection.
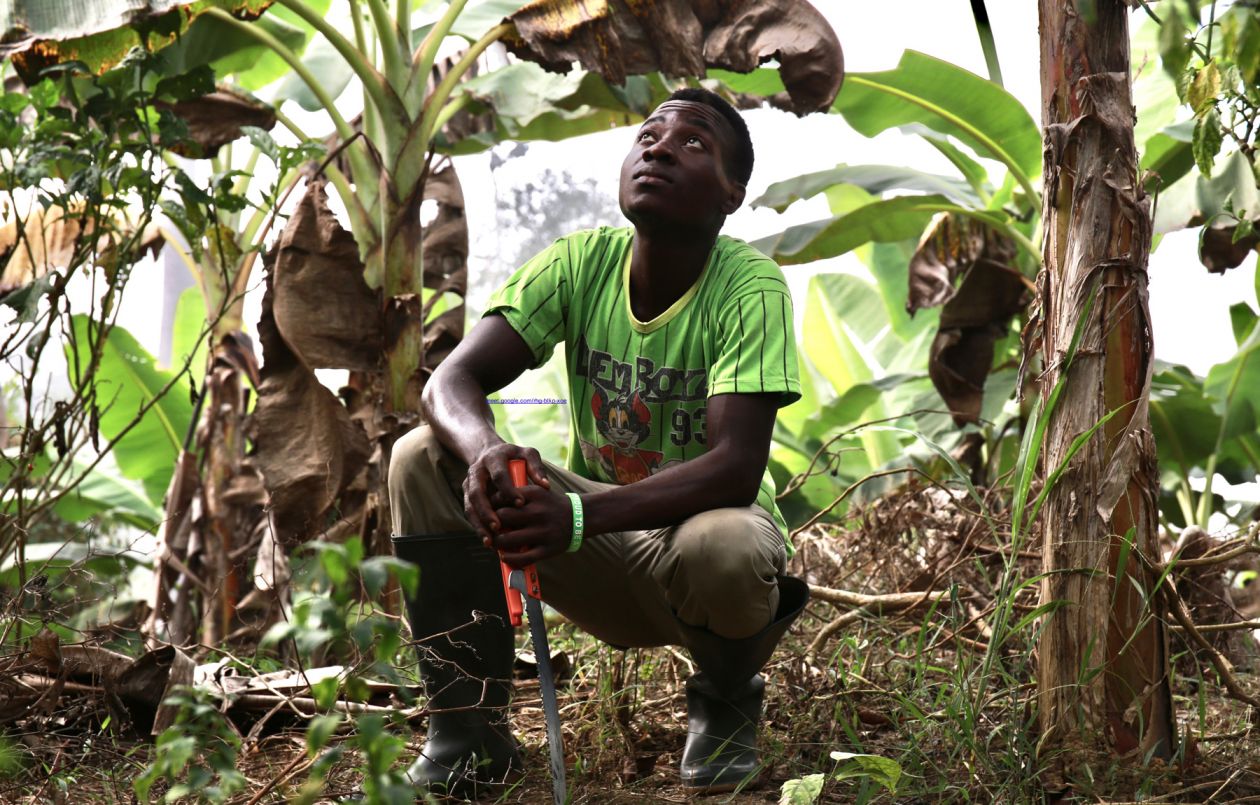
[804,588,954,665]
[232,693,423,719]
[1170,620,1260,634]
[243,746,313,805]
[1162,582,1260,710]
[1163,528,1260,568]
[791,467,925,538]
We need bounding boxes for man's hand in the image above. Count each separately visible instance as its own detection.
[488,485,573,567]
[463,442,550,540]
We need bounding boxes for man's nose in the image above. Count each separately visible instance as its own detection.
[643,137,676,162]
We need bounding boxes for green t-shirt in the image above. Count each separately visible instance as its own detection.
[484,226,801,540]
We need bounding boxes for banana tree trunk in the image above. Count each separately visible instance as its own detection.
[1035,0,1174,783]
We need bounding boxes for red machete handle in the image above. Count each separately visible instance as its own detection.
[499,459,542,627]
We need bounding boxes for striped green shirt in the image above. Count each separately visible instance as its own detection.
[485,227,800,540]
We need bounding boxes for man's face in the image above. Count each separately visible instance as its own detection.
[618,100,746,232]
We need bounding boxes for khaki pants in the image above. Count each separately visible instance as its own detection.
[387,425,787,646]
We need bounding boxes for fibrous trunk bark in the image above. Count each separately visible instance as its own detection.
[1035,0,1174,784]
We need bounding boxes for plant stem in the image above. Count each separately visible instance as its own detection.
[350,0,368,54]
[404,22,511,187]
[412,0,472,81]
[204,8,355,143]
[395,0,413,47]
[968,0,1005,87]
[274,0,402,129]
[365,0,408,85]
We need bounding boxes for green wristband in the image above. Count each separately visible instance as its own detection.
[565,492,585,553]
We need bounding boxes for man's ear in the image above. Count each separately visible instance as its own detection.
[721,182,746,216]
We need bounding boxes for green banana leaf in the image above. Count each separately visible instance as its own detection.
[1149,363,1224,476]
[66,316,194,504]
[831,50,1040,181]
[1153,150,1260,234]
[753,193,1009,266]
[444,63,668,154]
[155,1,328,92]
[53,455,164,530]
[1140,119,1195,193]
[801,274,905,470]
[753,164,980,212]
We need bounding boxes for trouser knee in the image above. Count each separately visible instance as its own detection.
[658,508,785,639]
[389,425,467,536]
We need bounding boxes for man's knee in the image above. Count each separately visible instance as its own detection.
[388,424,446,499]
[671,508,772,578]
[660,508,784,638]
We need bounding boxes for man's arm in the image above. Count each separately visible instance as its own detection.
[421,314,553,537]
[492,391,780,566]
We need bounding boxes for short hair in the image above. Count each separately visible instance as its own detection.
[664,87,754,187]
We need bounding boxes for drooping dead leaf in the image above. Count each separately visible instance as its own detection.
[907,213,986,314]
[251,239,372,548]
[159,88,277,159]
[0,202,164,294]
[505,0,844,115]
[908,213,1027,426]
[1199,221,1259,273]
[271,178,381,372]
[0,204,80,293]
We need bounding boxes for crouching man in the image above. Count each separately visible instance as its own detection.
[388,87,808,797]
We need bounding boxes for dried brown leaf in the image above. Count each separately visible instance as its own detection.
[160,88,277,159]
[251,237,371,548]
[271,179,381,372]
[910,214,1027,426]
[506,0,844,115]
[1199,222,1260,274]
[0,204,80,293]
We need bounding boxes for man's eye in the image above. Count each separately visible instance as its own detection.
[687,136,703,146]
[639,131,654,141]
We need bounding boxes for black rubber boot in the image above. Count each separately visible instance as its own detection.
[675,576,809,791]
[393,533,522,799]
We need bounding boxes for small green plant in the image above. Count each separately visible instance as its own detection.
[133,688,246,804]
[779,750,902,804]
[261,536,419,803]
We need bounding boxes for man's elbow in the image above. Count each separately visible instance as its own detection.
[420,362,452,422]
[722,470,764,509]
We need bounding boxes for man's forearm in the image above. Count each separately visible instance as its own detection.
[581,447,761,536]
[421,364,503,466]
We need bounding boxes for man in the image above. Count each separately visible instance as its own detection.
[388,87,808,797]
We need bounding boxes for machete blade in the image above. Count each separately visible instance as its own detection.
[509,569,567,804]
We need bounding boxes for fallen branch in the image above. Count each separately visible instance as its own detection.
[1162,580,1260,711]
[804,586,954,666]
[808,586,954,611]
[231,694,423,720]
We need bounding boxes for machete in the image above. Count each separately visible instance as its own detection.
[500,459,567,805]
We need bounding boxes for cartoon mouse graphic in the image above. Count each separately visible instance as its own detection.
[589,387,663,484]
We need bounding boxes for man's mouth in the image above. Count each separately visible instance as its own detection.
[634,169,672,186]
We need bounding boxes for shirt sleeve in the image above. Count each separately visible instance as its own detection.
[709,281,801,407]
[482,237,575,368]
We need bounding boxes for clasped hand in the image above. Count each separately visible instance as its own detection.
[463,442,572,567]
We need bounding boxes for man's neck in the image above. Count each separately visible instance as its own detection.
[627,226,719,322]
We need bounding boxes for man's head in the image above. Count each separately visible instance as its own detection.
[618,88,754,234]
